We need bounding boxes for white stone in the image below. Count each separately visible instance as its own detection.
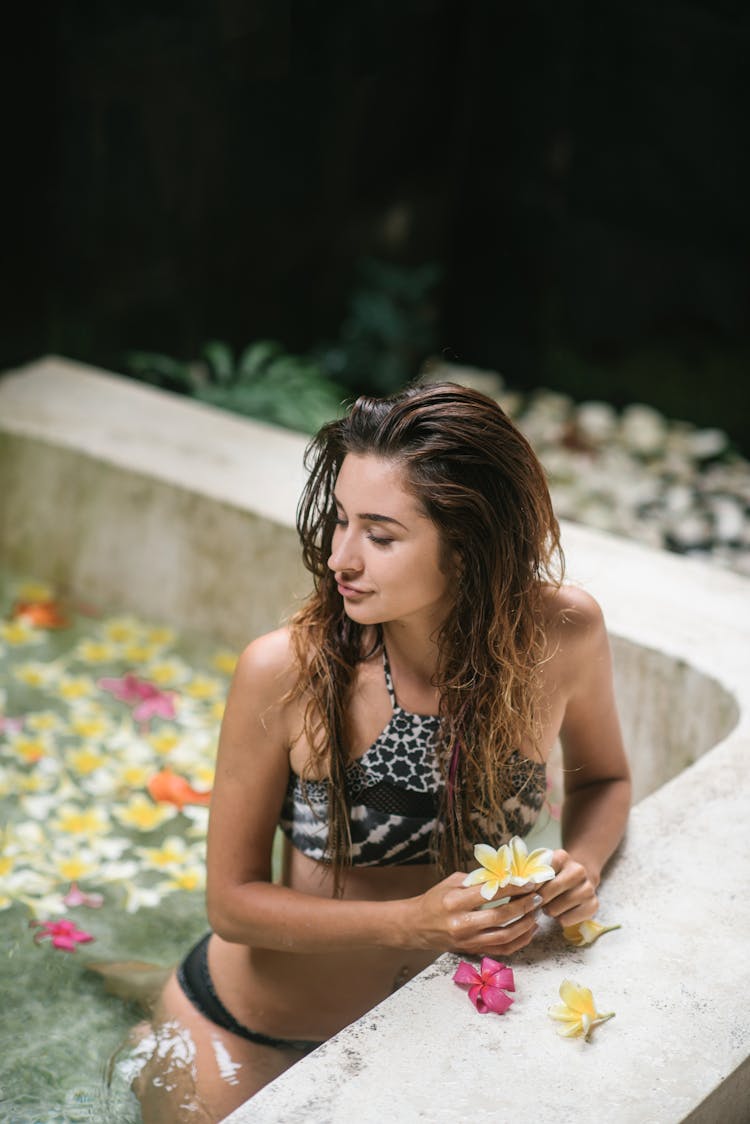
[620,403,668,456]
[575,400,619,443]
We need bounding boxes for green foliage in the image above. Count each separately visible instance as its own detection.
[125,340,347,434]
[316,258,442,395]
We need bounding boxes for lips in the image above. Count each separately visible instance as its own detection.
[337,582,370,597]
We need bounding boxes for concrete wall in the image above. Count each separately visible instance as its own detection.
[1,358,748,1124]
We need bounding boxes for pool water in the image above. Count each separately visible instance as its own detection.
[0,573,563,1123]
[0,573,238,1123]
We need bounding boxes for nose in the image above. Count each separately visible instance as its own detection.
[328,526,363,577]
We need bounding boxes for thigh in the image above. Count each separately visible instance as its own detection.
[132,971,306,1123]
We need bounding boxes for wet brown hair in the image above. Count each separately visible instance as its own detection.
[288,381,563,890]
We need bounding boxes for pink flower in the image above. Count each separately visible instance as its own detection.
[62,882,104,909]
[97,673,177,724]
[453,957,515,1014]
[30,918,95,952]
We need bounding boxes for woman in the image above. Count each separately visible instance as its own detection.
[137,382,630,1122]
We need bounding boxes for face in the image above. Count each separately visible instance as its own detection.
[327,454,455,631]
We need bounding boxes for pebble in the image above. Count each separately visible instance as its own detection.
[424,360,750,577]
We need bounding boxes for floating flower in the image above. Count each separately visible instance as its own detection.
[112,795,176,832]
[142,659,190,687]
[183,675,223,701]
[97,674,177,725]
[136,835,193,871]
[12,599,70,629]
[562,920,621,947]
[212,650,238,675]
[148,729,181,756]
[51,804,111,838]
[548,979,615,1040]
[159,866,205,893]
[453,957,515,1014]
[146,768,212,810]
[56,675,97,702]
[62,882,104,909]
[15,580,54,602]
[0,620,42,646]
[507,836,555,886]
[14,663,60,689]
[30,917,94,952]
[102,617,144,645]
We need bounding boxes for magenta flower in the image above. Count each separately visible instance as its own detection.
[97,673,177,724]
[62,882,104,909]
[30,918,95,952]
[453,957,515,1014]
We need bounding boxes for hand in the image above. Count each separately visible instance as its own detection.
[408,871,542,958]
[536,849,599,927]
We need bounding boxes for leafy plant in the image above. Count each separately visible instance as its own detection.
[125,340,348,434]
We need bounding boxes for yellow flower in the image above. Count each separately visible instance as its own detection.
[9,736,50,764]
[0,620,41,646]
[70,714,110,739]
[52,805,110,837]
[548,979,615,1041]
[121,642,159,665]
[102,617,144,644]
[160,866,205,893]
[563,920,621,947]
[507,836,556,886]
[209,700,225,722]
[462,843,513,900]
[211,650,238,675]
[68,748,107,775]
[16,580,54,602]
[462,835,555,899]
[75,640,118,664]
[183,675,223,701]
[146,626,176,647]
[117,763,152,788]
[25,710,65,732]
[136,836,191,869]
[113,795,175,832]
[148,729,181,756]
[14,663,58,688]
[54,854,100,882]
[57,676,96,701]
[144,660,189,687]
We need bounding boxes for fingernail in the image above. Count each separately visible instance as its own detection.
[532,894,543,907]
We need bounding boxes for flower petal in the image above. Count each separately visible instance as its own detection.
[462,867,491,887]
[453,961,482,988]
[559,979,595,1015]
[562,919,621,947]
[485,966,515,992]
[468,984,485,1011]
[480,986,514,1015]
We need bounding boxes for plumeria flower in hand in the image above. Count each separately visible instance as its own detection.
[562,919,621,947]
[462,843,512,900]
[548,979,614,1041]
[453,957,515,1014]
[507,836,555,886]
[30,917,94,952]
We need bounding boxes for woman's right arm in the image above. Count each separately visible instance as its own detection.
[205,633,540,957]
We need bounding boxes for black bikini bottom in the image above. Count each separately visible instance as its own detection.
[176,932,322,1055]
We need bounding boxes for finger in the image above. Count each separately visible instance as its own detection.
[544,887,598,921]
[466,891,543,933]
[459,915,539,957]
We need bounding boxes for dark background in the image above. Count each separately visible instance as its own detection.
[4,1,749,448]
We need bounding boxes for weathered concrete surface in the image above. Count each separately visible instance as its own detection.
[2,357,748,1123]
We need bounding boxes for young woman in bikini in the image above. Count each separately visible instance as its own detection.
[136,382,631,1122]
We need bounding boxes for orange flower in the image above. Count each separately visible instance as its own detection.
[147,769,212,811]
[12,600,70,629]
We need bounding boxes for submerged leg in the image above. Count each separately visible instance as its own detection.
[127,972,308,1123]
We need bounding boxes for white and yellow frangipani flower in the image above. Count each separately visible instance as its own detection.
[507,836,556,886]
[143,658,190,687]
[15,579,55,602]
[183,675,223,701]
[462,843,513,900]
[7,734,52,765]
[158,865,205,893]
[13,662,60,689]
[145,625,176,648]
[0,620,43,646]
[548,979,615,1041]
[25,709,66,733]
[211,650,238,676]
[136,835,193,871]
[123,882,164,913]
[68,747,108,776]
[121,642,160,665]
[112,794,176,832]
[102,617,145,645]
[209,699,226,722]
[148,728,181,756]
[563,919,621,947]
[114,761,153,789]
[56,675,97,702]
[70,712,111,740]
[51,851,101,883]
[51,803,111,837]
[74,640,118,665]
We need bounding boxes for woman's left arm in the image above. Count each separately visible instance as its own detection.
[538,590,631,926]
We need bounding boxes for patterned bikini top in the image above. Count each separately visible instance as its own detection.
[278,650,548,867]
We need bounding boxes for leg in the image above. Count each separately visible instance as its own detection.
[130,971,307,1123]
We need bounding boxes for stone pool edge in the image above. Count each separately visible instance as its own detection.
[2,357,749,1124]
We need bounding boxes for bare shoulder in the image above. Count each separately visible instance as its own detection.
[542,583,606,639]
[229,628,302,715]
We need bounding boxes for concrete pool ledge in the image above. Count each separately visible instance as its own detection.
[1,357,749,1123]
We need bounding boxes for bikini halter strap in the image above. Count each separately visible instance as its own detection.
[382,646,398,710]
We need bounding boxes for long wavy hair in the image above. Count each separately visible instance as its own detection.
[287,381,563,890]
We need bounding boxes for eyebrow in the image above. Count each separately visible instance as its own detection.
[333,496,408,531]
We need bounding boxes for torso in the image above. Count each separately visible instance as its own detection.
[208,585,591,1040]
